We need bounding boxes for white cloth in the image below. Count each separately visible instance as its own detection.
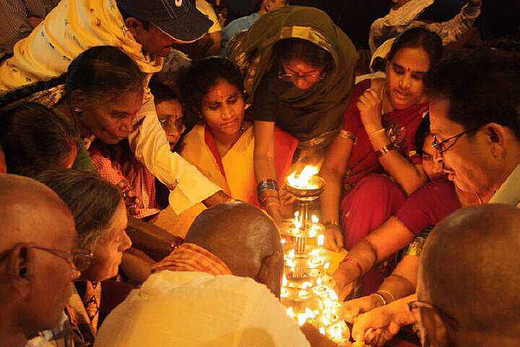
[369,0,481,53]
[489,163,520,208]
[0,0,221,214]
[196,0,222,34]
[95,271,310,347]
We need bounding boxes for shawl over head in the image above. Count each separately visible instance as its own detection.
[228,6,357,134]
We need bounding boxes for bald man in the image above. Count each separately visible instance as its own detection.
[415,204,520,346]
[96,202,310,346]
[0,174,78,347]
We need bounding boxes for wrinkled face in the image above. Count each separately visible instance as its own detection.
[81,201,131,282]
[26,206,78,332]
[281,58,325,90]
[422,134,443,180]
[386,47,430,109]
[137,23,178,57]
[264,0,288,11]
[429,98,496,194]
[201,79,245,139]
[156,99,185,151]
[80,90,143,145]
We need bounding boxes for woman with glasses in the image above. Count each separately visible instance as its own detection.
[321,27,443,295]
[179,56,297,208]
[228,6,356,221]
[36,169,132,345]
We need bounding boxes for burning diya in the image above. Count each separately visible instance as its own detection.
[281,165,350,344]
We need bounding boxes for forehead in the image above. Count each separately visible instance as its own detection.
[429,98,465,136]
[156,99,182,117]
[283,58,322,72]
[104,91,143,113]
[203,79,240,100]
[391,47,430,72]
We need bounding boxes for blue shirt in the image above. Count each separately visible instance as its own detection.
[221,12,261,56]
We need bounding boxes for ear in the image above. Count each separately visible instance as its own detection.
[124,17,146,39]
[484,123,508,159]
[6,244,33,299]
[69,89,87,112]
[255,250,283,298]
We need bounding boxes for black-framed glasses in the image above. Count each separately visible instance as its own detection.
[432,130,472,155]
[408,300,459,331]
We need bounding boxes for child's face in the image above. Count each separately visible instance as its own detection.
[422,134,443,180]
[156,99,184,151]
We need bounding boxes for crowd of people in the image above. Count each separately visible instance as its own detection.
[0,0,519,346]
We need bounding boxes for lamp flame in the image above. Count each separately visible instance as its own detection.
[287,165,320,189]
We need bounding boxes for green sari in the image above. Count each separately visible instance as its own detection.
[228,6,357,147]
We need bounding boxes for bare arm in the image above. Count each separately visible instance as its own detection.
[320,133,353,250]
[333,217,415,294]
[358,87,427,195]
[254,120,282,221]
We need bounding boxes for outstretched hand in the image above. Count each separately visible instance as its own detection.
[340,295,384,324]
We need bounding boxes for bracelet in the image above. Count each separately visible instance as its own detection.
[372,293,387,306]
[377,289,396,303]
[324,221,341,230]
[375,143,397,158]
[368,128,385,141]
[258,179,279,199]
[342,257,364,277]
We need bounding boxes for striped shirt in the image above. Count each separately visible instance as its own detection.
[0,0,60,58]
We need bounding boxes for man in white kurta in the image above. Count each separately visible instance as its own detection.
[0,0,226,214]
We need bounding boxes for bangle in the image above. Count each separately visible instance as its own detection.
[375,143,397,158]
[258,179,279,199]
[372,293,387,306]
[342,257,364,276]
[324,221,341,230]
[377,290,396,303]
[368,128,385,141]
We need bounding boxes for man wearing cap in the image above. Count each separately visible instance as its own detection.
[0,0,228,215]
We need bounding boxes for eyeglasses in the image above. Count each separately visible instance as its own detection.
[30,245,93,272]
[408,300,459,331]
[159,116,185,132]
[278,67,326,83]
[432,130,472,155]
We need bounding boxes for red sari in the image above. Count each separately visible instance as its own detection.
[340,80,427,294]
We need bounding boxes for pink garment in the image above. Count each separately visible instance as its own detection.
[341,174,407,295]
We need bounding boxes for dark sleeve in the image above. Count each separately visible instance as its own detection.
[396,178,462,235]
[250,74,287,123]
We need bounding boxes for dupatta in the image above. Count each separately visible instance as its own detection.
[228,6,357,131]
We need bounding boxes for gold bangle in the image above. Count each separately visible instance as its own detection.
[368,128,385,141]
[375,143,397,158]
[372,293,387,306]
[377,290,396,303]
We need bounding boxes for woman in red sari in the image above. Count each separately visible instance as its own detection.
[320,27,443,295]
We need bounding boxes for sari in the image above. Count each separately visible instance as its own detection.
[228,6,357,147]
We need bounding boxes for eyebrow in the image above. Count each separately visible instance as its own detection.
[392,62,427,75]
[284,65,320,74]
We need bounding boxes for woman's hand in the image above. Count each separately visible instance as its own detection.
[351,298,416,346]
[324,224,344,252]
[333,270,355,301]
[340,294,385,323]
[357,88,383,134]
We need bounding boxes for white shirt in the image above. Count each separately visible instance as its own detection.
[0,0,221,214]
[96,271,310,347]
[489,163,520,208]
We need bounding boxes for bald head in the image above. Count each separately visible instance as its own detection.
[185,202,283,295]
[0,174,75,250]
[419,205,520,339]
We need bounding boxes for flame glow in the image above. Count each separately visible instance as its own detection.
[287,165,320,189]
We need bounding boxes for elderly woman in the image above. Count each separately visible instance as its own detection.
[180,56,297,206]
[228,6,357,221]
[36,169,132,345]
